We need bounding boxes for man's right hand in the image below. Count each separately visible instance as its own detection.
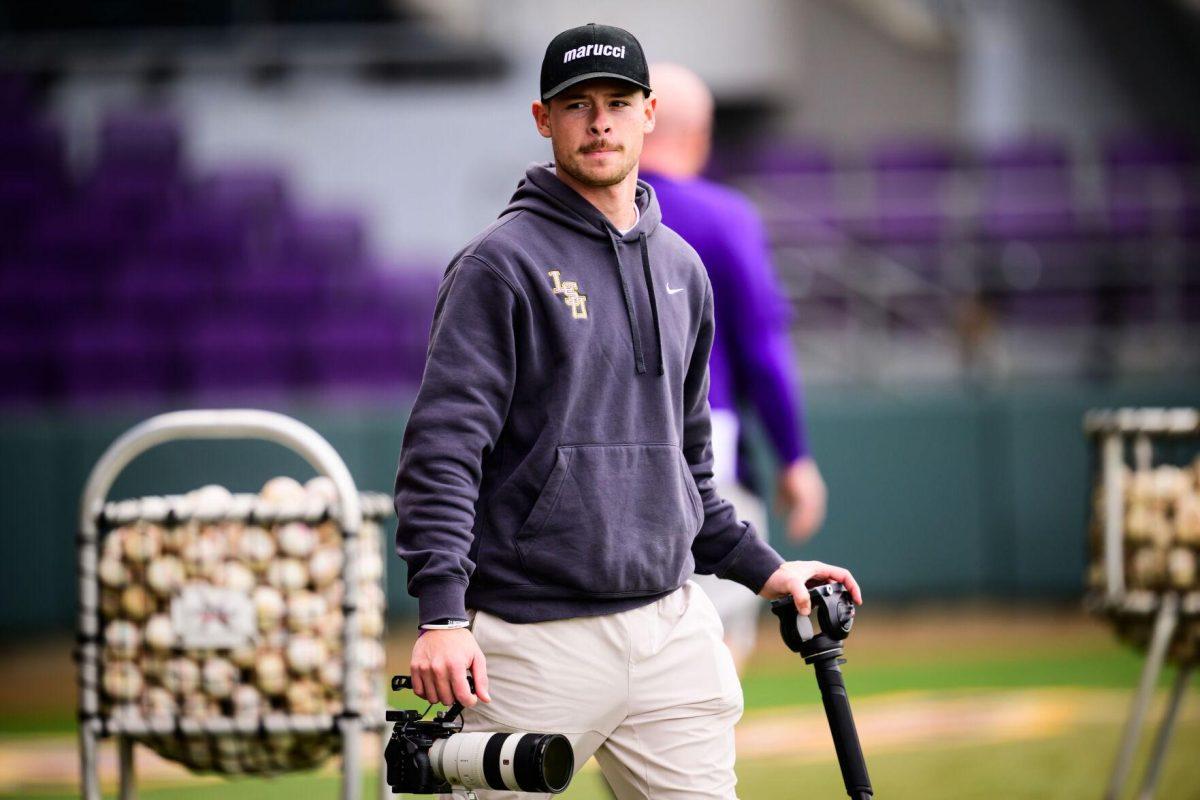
[410,628,492,708]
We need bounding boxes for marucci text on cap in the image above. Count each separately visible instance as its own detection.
[539,22,652,101]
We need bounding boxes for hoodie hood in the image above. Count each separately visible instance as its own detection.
[503,163,666,375]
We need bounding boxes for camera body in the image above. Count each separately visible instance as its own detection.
[384,702,459,794]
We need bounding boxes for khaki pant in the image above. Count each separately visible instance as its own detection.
[442,581,744,799]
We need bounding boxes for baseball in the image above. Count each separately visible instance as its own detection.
[353,608,384,639]
[143,614,175,652]
[350,638,385,672]
[120,585,156,621]
[236,526,276,571]
[104,619,141,660]
[287,591,328,633]
[317,658,342,690]
[181,691,219,720]
[98,556,130,589]
[145,555,186,597]
[266,558,309,593]
[182,532,226,579]
[286,635,327,675]
[103,661,144,701]
[1177,493,1200,544]
[213,560,256,594]
[278,522,318,559]
[188,484,233,518]
[1168,547,1197,589]
[356,544,383,583]
[254,650,288,696]
[163,657,201,696]
[229,642,258,670]
[1132,547,1168,588]
[315,609,344,646]
[304,476,339,506]
[260,476,307,506]
[121,523,163,563]
[142,686,176,717]
[308,546,343,588]
[201,657,238,699]
[253,585,286,632]
[286,680,324,715]
[232,684,263,718]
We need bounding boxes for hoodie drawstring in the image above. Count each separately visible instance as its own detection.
[639,233,665,376]
[608,232,648,375]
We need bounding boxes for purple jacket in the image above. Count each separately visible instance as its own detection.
[642,170,809,466]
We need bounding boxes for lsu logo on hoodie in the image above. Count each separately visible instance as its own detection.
[548,269,588,320]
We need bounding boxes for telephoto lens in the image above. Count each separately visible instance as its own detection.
[430,731,574,793]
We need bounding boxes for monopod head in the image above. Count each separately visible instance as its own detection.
[771,582,856,653]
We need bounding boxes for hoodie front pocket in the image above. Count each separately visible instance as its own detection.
[515,443,700,594]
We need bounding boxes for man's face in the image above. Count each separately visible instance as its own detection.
[532,79,656,188]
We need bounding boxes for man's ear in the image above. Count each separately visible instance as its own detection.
[643,93,657,135]
[532,100,553,139]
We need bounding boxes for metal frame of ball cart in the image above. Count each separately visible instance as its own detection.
[76,409,390,800]
[1084,407,1199,800]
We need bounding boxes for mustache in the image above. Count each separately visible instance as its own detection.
[580,140,622,154]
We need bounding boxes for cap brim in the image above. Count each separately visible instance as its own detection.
[542,72,652,101]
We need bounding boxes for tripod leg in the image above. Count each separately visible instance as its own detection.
[80,721,101,800]
[1134,661,1193,800]
[1105,594,1179,800]
[118,736,136,800]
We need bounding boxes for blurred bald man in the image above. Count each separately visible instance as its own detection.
[641,63,827,671]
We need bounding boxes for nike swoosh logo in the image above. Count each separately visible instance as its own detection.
[666,284,685,295]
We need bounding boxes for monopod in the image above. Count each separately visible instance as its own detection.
[771,583,874,800]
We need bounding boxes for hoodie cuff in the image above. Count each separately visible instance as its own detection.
[416,579,469,627]
[717,523,785,594]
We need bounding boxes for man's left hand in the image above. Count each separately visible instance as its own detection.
[758,560,862,616]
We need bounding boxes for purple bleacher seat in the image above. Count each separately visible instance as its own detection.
[0,267,103,323]
[195,165,291,219]
[1102,133,1198,240]
[865,139,957,245]
[182,316,303,395]
[98,109,183,176]
[193,165,293,262]
[108,268,222,329]
[222,268,332,321]
[281,210,367,271]
[81,168,180,234]
[0,121,66,182]
[58,317,176,404]
[978,138,1081,242]
[735,140,848,243]
[142,202,253,272]
[0,175,70,260]
[24,203,136,274]
[303,308,420,391]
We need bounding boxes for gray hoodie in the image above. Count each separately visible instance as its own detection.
[394,163,783,625]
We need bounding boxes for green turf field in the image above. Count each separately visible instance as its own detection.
[2,608,1197,799]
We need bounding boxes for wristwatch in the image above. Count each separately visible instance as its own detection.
[419,617,470,631]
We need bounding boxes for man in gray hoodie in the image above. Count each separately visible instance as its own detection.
[394,23,862,799]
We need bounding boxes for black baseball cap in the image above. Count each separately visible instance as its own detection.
[539,23,651,102]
